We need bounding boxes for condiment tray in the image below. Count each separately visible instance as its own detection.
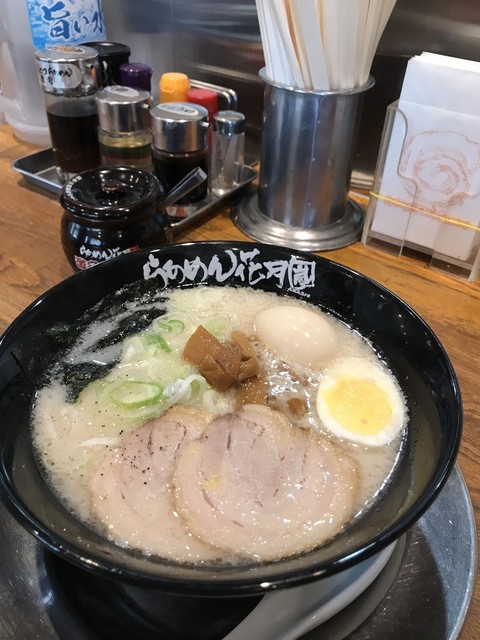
[12,148,258,233]
[12,147,62,195]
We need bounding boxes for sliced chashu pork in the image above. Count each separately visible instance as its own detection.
[173,404,358,560]
[90,405,221,562]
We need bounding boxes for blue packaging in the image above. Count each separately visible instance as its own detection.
[26,0,107,50]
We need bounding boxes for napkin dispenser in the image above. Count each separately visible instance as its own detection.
[362,52,480,282]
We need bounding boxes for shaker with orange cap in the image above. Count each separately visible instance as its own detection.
[159,72,190,103]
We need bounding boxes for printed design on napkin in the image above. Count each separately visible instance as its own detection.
[399,130,480,210]
[367,52,480,262]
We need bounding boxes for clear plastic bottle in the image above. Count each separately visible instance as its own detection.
[0,0,51,145]
[210,110,245,196]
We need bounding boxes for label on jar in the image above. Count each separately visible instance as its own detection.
[104,86,141,99]
[162,103,197,115]
[75,244,140,270]
[159,103,205,119]
[37,60,84,90]
[26,0,107,50]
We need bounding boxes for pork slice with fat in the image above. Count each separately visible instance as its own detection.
[90,405,221,562]
[173,404,359,560]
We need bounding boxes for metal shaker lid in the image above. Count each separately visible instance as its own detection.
[96,86,151,133]
[150,102,209,153]
[35,45,99,97]
[213,110,245,135]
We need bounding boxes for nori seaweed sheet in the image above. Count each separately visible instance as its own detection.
[39,278,169,403]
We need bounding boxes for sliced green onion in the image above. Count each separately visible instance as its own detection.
[75,378,109,405]
[167,319,185,334]
[109,381,163,409]
[163,374,207,406]
[155,319,185,335]
[204,317,230,336]
[145,333,172,352]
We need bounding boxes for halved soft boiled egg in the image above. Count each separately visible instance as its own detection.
[316,357,406,446]
[254,305,339,369]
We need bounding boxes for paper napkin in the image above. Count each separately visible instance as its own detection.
[369,52,480,261]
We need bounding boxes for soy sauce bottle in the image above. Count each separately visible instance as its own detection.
[35,45,101,183]
[150,102,209,215]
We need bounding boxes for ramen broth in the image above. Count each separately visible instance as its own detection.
[32,285,407,563]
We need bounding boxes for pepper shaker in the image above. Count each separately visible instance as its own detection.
[210,110,245,196]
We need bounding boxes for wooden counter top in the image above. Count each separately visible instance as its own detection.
[0,123,478,638]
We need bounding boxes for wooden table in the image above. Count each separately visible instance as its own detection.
[0,123,478,637]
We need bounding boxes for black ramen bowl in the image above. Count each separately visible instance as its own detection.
[0,242,462,597]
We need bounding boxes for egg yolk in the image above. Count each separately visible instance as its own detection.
[322,377,392,436]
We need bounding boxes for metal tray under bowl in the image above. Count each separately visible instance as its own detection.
[0,464,476,640]
[12,148,258,234]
